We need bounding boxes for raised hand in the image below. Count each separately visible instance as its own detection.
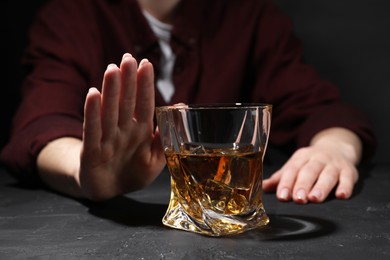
[79,53,166,200]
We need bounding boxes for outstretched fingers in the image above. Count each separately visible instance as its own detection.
[335,167,358,199]
[134,59,155,123]
[118,53,138,127]
[83,87,102,151]
[101,64,121,142]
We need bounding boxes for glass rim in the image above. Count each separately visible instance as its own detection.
[156,103,272,110]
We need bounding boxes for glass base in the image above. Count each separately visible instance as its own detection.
[162,190,269,237]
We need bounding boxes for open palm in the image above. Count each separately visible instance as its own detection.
[79,53,166,201]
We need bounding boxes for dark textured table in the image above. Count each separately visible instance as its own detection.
[1,164,389,259]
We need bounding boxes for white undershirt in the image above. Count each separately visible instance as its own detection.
[143,10,176,103]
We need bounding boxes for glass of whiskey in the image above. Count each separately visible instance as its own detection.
[156,103,272,236]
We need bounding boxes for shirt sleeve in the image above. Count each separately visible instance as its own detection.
[250,1,377,161]
[0,0,105,181]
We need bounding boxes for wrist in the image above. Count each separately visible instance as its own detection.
[37,137,84,198]
[310,127,362,165]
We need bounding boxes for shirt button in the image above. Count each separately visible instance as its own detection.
[188,38,196,46]
[134,45,142,54]
[174,66,183,73]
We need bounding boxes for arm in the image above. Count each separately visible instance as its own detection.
[263,127,362,203]
[250,2,373,203]
[37,54,166,201]
[37,137,84,198]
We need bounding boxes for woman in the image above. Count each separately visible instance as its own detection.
[1,0,376,203]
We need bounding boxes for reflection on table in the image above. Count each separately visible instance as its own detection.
[0,164,389,259]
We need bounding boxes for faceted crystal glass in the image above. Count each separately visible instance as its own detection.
[156,103,272,236]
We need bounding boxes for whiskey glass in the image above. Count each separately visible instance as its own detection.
[156,103,272,236]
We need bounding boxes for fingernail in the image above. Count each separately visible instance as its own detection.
[279,188,289,201]
[310,189,323,201]
[140,58,149,66]
[123,53,132,59]
[337,189,349,199]
[88,87,97,94]
[296,189,307,203]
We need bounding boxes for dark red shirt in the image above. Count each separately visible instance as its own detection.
[1,0,376,180]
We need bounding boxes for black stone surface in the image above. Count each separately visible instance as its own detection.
[1,164,389,259]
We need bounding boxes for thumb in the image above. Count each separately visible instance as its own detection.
[262,170,282,192]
